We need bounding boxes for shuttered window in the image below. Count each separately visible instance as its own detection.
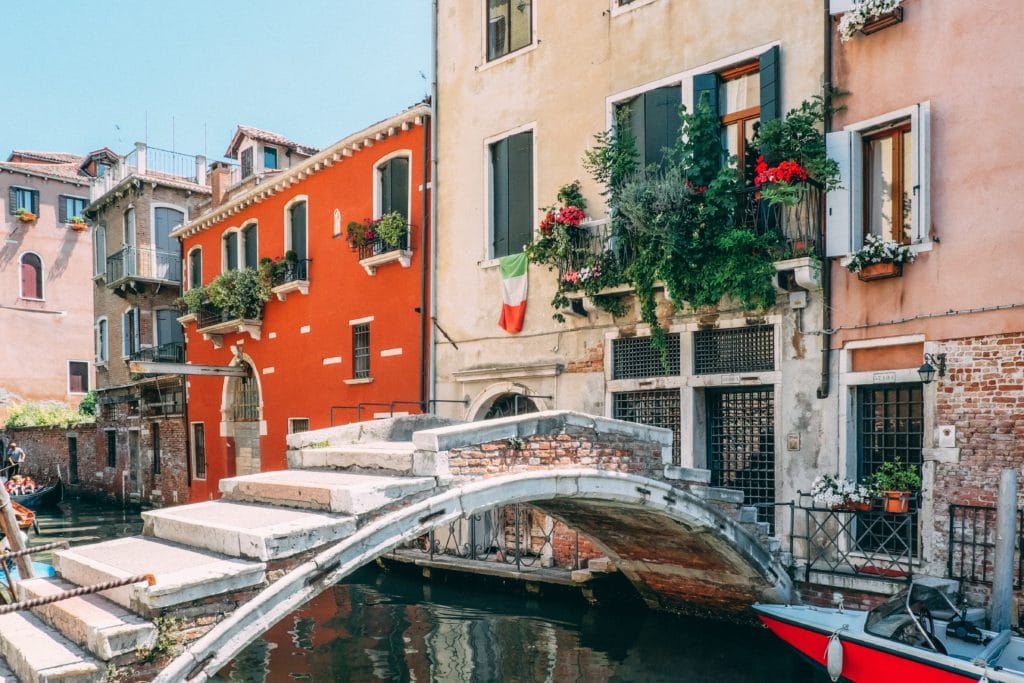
[616,85,682,169]
[223,231,239,271]
[123,207,135,248]
[486,0,532,61]
[288,201,307,260]
[68,361,89,393]
[189,248,202,288]
[240,148,253,179]
[191,423,206,479]
[9,187,38,215]
[378,157,410,220]
[242,224,258,268]
[59,196,87,224]
[490,131,533,258]
[96,319,108,363]
[19,253,42,299]
[263,146,278,170]
[122,307,140,358]
[94,225,107,276]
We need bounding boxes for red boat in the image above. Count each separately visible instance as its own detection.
[755,583,1024,682]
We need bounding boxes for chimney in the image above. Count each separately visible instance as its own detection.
[209,161,233,207]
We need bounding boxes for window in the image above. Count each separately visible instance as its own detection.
[353,323,370,379]
[94,224,107,276]
[95,163,108,177]
[708,388,776,529]
[240,147,253,179]
[9,186,38,215]
[59,195,87,224]
[223,231,239,271]
[123,207,135,248]
[825,103,931,257]
[263,147,278,170]
[19,252,43,299]
[105,430,117,468]
[288,418,310,434]
[191,423,206,479]
[615,86,681,169]
[693,325,775,375]
[377,156,410,220]
[241,223,258,268]
[232,369,260,421]
[489,130,533,258]
[122,307,140,358]
[613,335,681,379]
[286,200,308,261]
[151,423,161,475]
[96,318,109,364]
[188,247,202,289]
[68,361,89,393]
[612,390,681,466]
[486,0,532,62]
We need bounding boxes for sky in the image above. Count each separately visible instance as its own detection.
[2,1,432,161]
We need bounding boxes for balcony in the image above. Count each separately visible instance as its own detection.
[269,258,311,301]
[193,302,262,348]
[90,142,207,201]
[358,234,411,275]
[556,221,638,306]
[737,181,824,258]
[106,246,182,288]
[129,342,185,364]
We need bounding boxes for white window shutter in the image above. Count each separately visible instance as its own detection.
[830,0,856,14]
[121,313,129,358]
[911,101,931,242]
[825,131,855,257]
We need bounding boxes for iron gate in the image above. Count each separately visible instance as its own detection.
[707,387,775,528]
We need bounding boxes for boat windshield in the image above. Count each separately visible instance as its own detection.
[865,584,957,652]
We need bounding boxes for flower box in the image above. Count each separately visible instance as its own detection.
[834,500,872,512]
[69,222,88,232]
[857,261,902,282]
[860,6,903,35]
[16,212,36,223]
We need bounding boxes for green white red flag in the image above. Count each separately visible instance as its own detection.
[498,252,528,333]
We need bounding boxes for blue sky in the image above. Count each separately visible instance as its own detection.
[3,1,431,160]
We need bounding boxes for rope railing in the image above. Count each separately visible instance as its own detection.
[0,574,156,615]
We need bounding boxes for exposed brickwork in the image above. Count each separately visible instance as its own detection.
[1,424,96,484]
[564,341,604,374]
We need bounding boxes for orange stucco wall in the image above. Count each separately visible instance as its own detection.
[829,0,1024,348]
[182,123,429,501]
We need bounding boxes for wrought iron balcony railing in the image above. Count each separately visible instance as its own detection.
[106,246,182,285]
[128,342,185,364]
[555,221,637,284]
[737,181,825,257]
[193,302,262,330]
[269,258,310,287]
[358,234,409,261]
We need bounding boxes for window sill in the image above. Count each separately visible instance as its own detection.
[358,250,411,276]
[343,377,373,385]
[18,297,45,303]
[93,274,106,284]
[271,279,310,301]
[838,240,934,269]
[477,42,539,73]
[609,0,661,18]
[478,257,501,270]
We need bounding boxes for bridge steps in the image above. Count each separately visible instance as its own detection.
[0,611,102,682]
[220,469,437,515]
[288,440,420,474]
[53,536,265,613]
[16,577,157,661]
[142,500,357,561]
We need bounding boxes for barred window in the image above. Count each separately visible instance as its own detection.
[612,334,680,379]
[693,325,774,375]
[612,389,680,465]
[353,323,371,379]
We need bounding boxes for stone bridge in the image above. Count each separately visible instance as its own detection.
[0,412,793,682]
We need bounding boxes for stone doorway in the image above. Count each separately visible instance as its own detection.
[224,363,262,476]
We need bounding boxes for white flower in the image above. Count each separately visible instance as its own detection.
[838,0,903,41]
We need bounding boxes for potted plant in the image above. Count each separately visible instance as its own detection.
[810,474,873,511]
[847,233,916,281]
[15,208,36,223]
[346,219,376,250]
[374,212,409,249]
[868,460,921,513]
[837,0,904,41]
[68,216,87,231]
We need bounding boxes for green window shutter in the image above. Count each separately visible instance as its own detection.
[388,157,410,220]
[243,226,257,268]
[615,96,646,167]
[643,86,682,168]
[379,163,392,217]
[759,46,781,125]
[506,131,533,255]
[8,187,15,214]
[491,138,510,257]
[290,203,307,260]
[58,196,68,223]
[692,73,720,118]
[31,190,39,216]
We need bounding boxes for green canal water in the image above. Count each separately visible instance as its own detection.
[32,498,825,682]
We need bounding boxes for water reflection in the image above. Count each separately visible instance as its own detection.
[29,497,143,564]
[219,567,822,683]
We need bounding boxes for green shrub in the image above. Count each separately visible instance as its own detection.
[78,390,97,416]
[206,267,271,320]
[375,212,409,247]
[5,401,94,429]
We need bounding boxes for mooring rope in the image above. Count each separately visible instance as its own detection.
[0,574,156,615]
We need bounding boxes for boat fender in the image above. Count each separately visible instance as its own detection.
[825,633,843,682]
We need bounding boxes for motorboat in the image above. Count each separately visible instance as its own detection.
[755,582,1024,682]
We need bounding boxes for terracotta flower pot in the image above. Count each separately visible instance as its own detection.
[857,261,902,282]
[883,490,911,514]
[70,223,87,232]
[17,213,36,223]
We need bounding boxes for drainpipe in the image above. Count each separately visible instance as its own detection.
[427,0,440,412]
[817,0,833,400]
[419,116,430,409]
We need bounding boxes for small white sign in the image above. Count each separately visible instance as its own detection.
[938,425,956,449]
[721,374,741,385]
[872,371,897,383]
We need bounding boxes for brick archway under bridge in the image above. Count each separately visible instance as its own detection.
[154,412,794,682]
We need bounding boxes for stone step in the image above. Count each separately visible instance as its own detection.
[16,577,157,661]
[220,469,437,515]
[53,536,265,613]
[0,611,101,682]
[142,501,356,561]
[288,441,416,473]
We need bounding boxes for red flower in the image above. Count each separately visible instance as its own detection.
[754,157,808,187]
[557,206,586,227]
[539,211,556,234]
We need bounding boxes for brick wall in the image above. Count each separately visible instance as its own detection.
[930,332,1024,602]
[1,423,96,484]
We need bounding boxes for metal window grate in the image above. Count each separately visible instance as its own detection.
[857,384,923,554]
[708,388,775,529]
[353,323,371,379]
[694,325,774,375]
[612,390,680,465]
[232,371,260,422]
[612,334,680,379]
[192,423,206,479]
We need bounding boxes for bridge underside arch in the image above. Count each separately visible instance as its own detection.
[157,469,792,682]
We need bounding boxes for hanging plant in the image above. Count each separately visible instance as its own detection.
[837,0,903,41]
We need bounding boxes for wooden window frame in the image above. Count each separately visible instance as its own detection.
[68,360,90,394]
[718,61,760,169]
[862,122,913,244]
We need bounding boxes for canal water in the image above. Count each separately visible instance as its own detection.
[31,499,824,682]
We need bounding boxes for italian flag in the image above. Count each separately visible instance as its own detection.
[498,252,528,334]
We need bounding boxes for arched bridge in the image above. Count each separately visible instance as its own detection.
[0,412,794,683]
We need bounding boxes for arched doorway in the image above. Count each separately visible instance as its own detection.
[223,362,262,476]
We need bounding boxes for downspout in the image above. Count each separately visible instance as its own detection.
[419,113,430,408]
[817,0,833,400]
[428,0,440,411]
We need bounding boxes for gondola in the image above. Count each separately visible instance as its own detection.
[11,479,63,509]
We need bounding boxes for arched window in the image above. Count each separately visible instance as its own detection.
[376,155,410,220]
[19,253,43,300]
[94,224,107,276]
[95,318,109,364]
[241,223,258,269]
[285,199,307,261]
[123,207,136,248]
[188,247,203,289]
[222,230,239,272]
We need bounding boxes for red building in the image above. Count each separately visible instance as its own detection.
[174,104,431,501]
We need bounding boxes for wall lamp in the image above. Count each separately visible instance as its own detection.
[918,353,947,384]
